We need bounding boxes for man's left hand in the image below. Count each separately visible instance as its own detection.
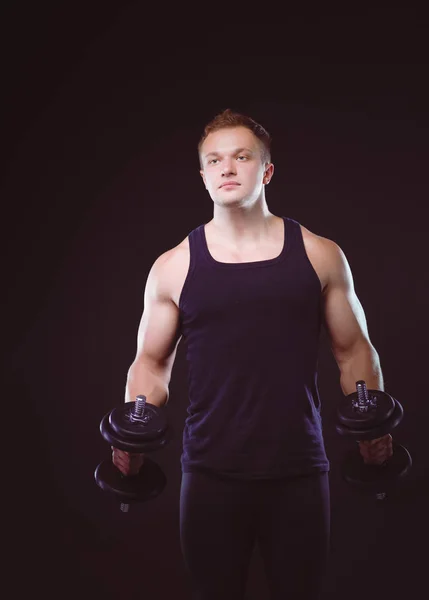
[358,434,393,465]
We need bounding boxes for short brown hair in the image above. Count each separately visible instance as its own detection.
[198,108,272,165]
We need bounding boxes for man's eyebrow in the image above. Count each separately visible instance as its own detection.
[204,147,254,158]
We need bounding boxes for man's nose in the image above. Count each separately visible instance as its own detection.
[221,158,236,176]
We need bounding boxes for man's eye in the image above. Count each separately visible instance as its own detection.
[209,159,218,164]
[237,156,247,161]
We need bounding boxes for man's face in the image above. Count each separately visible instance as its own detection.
[199,126,273,208]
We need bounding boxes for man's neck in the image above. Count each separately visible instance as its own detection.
[209,208,277,247]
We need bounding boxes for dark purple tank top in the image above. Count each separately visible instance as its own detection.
[178,216,330,479]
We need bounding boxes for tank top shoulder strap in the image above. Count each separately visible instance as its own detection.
[283,216,305,256]
[187,222,210,272]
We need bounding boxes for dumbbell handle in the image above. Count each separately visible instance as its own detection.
[130,395,147,422]
[355,380,371,411]
[120,395,147,513]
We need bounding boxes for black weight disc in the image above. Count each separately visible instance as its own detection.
[337,390,395,429]
[336,399,404,440]
[94,457,166,502]
[342,443,412,493]
[109,402,168,441]
[100,413,173,453]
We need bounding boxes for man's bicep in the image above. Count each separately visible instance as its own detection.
[322,242,370,361]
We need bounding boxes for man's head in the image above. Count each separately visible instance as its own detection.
[198,109,271,166]
[198,109,274,209]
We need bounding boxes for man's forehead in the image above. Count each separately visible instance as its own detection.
[204,146,255,158]
[202,127,259,156]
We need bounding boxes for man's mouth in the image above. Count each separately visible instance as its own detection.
[220,182,240,188]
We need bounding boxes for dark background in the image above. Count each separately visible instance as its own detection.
[3,4,428,599]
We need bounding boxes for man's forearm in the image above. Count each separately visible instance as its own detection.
[338,343,384,396]
[125,361,169,408]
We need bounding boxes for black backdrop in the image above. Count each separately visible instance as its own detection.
[3,5,428,599]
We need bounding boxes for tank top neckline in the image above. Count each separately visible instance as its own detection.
[200,216,290,269]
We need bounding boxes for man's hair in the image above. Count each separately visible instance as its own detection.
[198,108,272,165]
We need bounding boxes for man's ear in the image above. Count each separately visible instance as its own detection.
[264,162,274,183]
[200,169,207,189]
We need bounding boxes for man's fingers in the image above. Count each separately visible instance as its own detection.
[360,434,392,446]
[360,446,393,464]
[112,448,145,476]
[113,456,128,471]
[113,459,141,476]
[359,447,393,464]
[112,449,143,461]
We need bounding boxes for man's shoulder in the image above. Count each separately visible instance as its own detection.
[151,237,190,303]
[300,225,347,290]
[162,236,190,265]
[300,224,341,257]
[154,235,189,267]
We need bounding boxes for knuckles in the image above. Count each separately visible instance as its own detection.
[111,447,144,475]
[358,434,393,464]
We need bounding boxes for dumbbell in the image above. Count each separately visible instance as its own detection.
[94,395,173,512]
[336,380,412,500]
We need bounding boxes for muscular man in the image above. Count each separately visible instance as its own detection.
[113,109,393,600]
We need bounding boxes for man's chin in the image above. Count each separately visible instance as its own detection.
[214,194,246,206]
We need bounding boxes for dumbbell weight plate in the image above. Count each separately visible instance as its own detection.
[100,412,173,453]
[336,399,404,440]
[109,402,168,441]
[94,456,166,502]
[341,442,412,493]
[337,390,395,429]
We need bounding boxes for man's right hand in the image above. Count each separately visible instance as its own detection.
[112,447,145,476]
